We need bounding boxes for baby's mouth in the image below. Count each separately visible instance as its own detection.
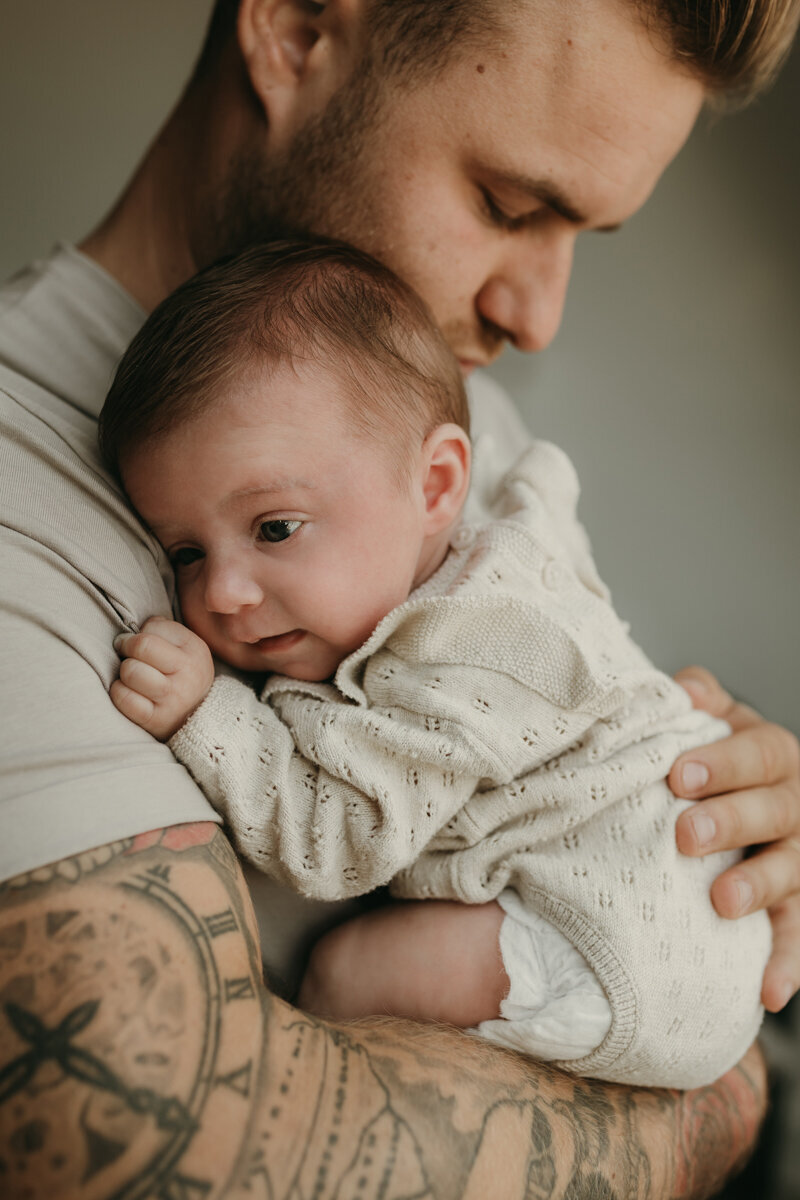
[251,630,306,653]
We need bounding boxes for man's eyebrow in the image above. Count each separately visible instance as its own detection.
[488,169,622,232]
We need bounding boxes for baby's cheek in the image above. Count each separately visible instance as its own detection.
[175,587,203,637]
[177,591,222,657]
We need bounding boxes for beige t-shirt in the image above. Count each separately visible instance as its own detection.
[0,243,530,989]
[0,245,220,876]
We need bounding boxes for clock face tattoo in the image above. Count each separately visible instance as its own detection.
[0,851,263,1200]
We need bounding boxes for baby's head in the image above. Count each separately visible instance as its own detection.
[100,238,471,681]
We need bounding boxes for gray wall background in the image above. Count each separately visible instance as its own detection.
[2,0,798,734]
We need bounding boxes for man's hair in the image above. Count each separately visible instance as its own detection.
[636,0,800,101]
[193,0,798,104]
[98,238,469,482]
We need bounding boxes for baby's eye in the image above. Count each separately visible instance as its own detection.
[171,546,204,568]
[259,519,303,544]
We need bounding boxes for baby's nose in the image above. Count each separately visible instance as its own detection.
[204,560,263,613]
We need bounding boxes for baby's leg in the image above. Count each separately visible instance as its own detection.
[298,900,509,1027]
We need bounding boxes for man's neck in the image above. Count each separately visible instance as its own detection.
[78,86,214,314]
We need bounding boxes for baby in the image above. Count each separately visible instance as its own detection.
[100,238,769,1088]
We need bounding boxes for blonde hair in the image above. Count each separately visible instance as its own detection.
[637,0,800,104]
[195,0,799,104]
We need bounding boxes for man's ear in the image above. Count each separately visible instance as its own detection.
[237,0,357,134]
[420,425,472,536]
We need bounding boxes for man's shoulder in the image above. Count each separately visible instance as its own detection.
[0,243,164,617]
[0,362,171,624]
[466,370,531,452]
[0,243,144,419]
[462,373,526,524]
[0,249,208,886]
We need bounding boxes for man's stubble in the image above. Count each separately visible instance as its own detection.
[205,65,500,363]
[211,66,387,273]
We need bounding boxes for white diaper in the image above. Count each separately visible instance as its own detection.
[475,889,612,1061]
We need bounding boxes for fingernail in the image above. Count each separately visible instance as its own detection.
[734,879,754,915]
[113,634,127,653]
[689,812,716,847]
[681,762,710,793]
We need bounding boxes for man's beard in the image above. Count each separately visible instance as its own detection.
[207,67,386,267]
[203,66,506,364]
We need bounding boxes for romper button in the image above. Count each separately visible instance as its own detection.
[450,526,475,551]
[542,560,570,591]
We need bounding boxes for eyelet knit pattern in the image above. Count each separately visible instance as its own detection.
[170,440,769,1087]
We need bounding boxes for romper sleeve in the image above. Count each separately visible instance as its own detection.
[167,548,625,903]
[168,663,497,900]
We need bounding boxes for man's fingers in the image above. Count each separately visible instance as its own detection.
[676,783,800,858]
[675,665,800,1005]
[118,655,171,701]
[674,666,735,717]
[670,722,800,801]
[709,838,800,919]
[674,665,761,733]
[761,895,800,1011]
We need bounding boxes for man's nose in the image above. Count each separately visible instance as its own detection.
[477,224,576,354]
[203,555,264,614]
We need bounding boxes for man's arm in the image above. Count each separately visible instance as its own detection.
[0,822,765,1200]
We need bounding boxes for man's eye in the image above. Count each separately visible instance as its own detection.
[259,519,303,543]
[480,188,529,233]
[171,546,204,568]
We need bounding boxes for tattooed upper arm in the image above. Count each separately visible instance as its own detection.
[0,824,766,1200]
[0,823,265,1199]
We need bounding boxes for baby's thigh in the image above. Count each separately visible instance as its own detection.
[299,900,509,1025]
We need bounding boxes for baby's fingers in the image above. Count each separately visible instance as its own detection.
[110,677,156,727]
[118,655,171,701]
[115,628,185,674]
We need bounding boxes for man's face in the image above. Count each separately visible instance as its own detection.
[216,0,704,371]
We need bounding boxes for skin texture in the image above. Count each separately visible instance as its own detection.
[0,825,767,1200]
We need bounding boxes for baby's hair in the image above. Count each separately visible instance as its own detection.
[99,237,469,484]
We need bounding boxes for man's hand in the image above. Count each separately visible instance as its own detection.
[670,665,800,1012]
[112,615,215,740]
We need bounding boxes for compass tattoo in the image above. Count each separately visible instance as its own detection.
[0,824,766,1199]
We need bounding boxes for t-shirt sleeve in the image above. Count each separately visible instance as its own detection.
[0,386,219,883]
[0,529,219,882]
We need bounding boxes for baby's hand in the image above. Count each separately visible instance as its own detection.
[112,616,215,741]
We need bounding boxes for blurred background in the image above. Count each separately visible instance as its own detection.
[1,2,798,1193]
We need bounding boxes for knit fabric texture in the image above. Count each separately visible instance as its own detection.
[170,440,769,1086]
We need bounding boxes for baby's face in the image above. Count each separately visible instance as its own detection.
[122,364,432,681]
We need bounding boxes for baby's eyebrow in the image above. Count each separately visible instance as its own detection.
[225,479,316,505]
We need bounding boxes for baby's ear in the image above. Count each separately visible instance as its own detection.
[420,425,471,535]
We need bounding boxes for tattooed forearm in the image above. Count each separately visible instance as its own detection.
[0,826,766,1200]
[665,1052,766,1199]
